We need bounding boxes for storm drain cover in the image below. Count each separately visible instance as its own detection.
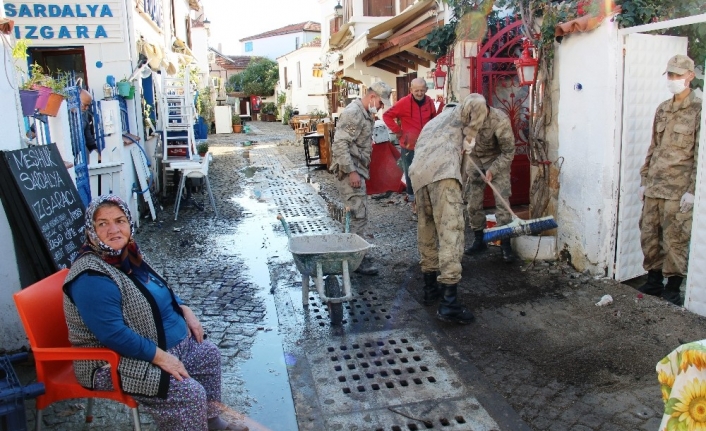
[269,186,311,197]
[286,219,337,235]
[274,196,312,207]
[279,206,326,220]
[308,289,392,326]
[323,398,500,431]
[306,329,466,414]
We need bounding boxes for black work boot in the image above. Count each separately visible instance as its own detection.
[354,257,379,276]
[638,270,664,296]
[500,239,516,263]
[464,230,487,255]
[436,284,475,324]
[422,272,441,306]
[661,276,684,306]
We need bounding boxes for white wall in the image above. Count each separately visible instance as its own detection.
[191,27,210,86]
[0,0,27,351]
[243,31,320,60]
[555,20,620,275]
[278,47,327,113]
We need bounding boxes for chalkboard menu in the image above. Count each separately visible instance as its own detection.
[0,144,86,282]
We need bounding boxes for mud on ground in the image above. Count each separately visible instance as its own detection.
[277,143,706,430]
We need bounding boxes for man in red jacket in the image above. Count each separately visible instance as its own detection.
[383,78,443,217]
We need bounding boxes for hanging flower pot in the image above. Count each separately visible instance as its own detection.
[19,89,39,117]
[117,81,131,97]
[39,93,65,117]
[33,86,52,110]
[125,85,135,100]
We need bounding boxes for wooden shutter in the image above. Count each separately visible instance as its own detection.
[364,0,394,17]
[329,17,342,35]
[399,0,414,11]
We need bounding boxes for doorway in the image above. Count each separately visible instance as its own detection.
[28,47,87,87]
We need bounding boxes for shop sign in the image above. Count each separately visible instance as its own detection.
[4,1,123,43]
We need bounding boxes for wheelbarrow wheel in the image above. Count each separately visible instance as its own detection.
[325,276,343,325]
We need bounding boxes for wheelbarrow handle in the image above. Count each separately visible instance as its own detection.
[344,207,351,234]
[276,214,292,239]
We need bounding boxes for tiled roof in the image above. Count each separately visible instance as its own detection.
[239,21,321,42]
[301,38,322,48]
[209,47,252,70]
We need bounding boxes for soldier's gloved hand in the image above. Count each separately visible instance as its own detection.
[680,192,694,213]
[638,186,645,202]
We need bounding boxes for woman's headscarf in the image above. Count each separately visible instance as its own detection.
[78,194,147,281]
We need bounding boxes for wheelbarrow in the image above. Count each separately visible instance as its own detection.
[277,211,372,325]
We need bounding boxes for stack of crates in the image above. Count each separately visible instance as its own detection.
[0,353,44,431]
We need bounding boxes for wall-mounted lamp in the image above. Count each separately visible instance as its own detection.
[514,39,539,86]
[433,67,447,90]
[334,1,343,17]
[203,18,211,30]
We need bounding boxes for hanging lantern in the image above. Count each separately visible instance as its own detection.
[334,1,343,17]
[433,67,447,90]
[514,39,539,86]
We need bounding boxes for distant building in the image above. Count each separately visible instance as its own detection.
[240,21,321,60]
[277,38,327,114]
[208,47,252,103]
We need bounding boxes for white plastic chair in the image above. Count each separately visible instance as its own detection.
[170,153,218,220]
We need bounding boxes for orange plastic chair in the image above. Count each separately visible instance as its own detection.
[13,268,142,431]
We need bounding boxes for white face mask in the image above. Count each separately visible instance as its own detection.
[667,79,688,95]
[368,103,378,115]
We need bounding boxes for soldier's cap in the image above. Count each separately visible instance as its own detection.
[369,81,392,107]
[664,54,694,75]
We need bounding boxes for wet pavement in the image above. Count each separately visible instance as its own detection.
[12,120,706,431]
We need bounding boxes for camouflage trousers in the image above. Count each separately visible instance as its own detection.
[465,161,512,230]
[336,173,368,236]
[640,197,692,278]
[416,178,465,285]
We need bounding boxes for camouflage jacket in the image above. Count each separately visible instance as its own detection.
[470,106,515,174]
[330,99,375,179]
[641,91,702,199]
[409,107,465,192]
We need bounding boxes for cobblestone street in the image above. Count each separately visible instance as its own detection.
[13,121,706,431]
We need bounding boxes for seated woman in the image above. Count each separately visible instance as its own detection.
[63,194,247,431]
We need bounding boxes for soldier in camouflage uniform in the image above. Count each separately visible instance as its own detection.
[638,54,701,306]
[408,95,485,324]
[330,81,393,276]
[461,94,517,263]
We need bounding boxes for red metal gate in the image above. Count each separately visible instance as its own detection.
[469,18,530,207]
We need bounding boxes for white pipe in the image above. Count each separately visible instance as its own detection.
[619,13,706,35]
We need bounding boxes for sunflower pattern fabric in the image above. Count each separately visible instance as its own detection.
[657,340,706,431]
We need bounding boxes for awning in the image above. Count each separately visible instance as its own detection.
[329,23,353,49]
[342,33,378,70]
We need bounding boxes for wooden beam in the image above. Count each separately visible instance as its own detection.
[406,46,436,63]
[372,62,400,75]
[386,56,415,72]
[365,45,403,66]
[398,51,429,68]
[363,20,438,65]
[377,59,405,73]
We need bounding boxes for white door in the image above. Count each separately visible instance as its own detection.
[214,106,232,134]
[684,59,706,315]
[614,33,688,281]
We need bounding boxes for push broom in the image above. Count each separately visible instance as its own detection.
[462,147,557,243]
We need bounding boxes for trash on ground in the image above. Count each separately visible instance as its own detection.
[595,294,613,306]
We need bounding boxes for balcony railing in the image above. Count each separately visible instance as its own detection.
[135,0,163,29]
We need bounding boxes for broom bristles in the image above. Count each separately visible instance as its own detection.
[483,216,558,243]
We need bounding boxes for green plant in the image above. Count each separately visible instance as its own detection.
[48,71,70,97]
[261,102,277,115]
[239,57,278,96]
[276,91,287,108]
[282,104,294,123]
[308,108,328,119]
[232,114,241,125]
[196,142,209,154]
[197,87,215,124]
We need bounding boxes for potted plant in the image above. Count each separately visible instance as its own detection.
[40,71,69,117]
[232,114,242,133]
[28,63,52,111]
[196,142,209,157]
[117,78,132,98]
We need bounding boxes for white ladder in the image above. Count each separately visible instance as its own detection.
[160,68,197,161]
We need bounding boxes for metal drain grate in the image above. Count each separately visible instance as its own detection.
[307,329,465,413]
[269,186,310,197]
[308,289,391,326]
[279,206,326,219]
[286,219,337,235]
[269,179,301,188]
[274,196,311,207]
[323,398,500,430]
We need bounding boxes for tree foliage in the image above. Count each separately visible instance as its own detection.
[226,73,243,93]
[239,57,279,96]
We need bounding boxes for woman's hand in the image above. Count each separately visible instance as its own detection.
[152,348,190,381]
[181,305,205,343]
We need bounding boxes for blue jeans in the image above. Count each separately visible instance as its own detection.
[401,148,415,201]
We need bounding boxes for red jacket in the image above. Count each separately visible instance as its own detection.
[383,94,443,150]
